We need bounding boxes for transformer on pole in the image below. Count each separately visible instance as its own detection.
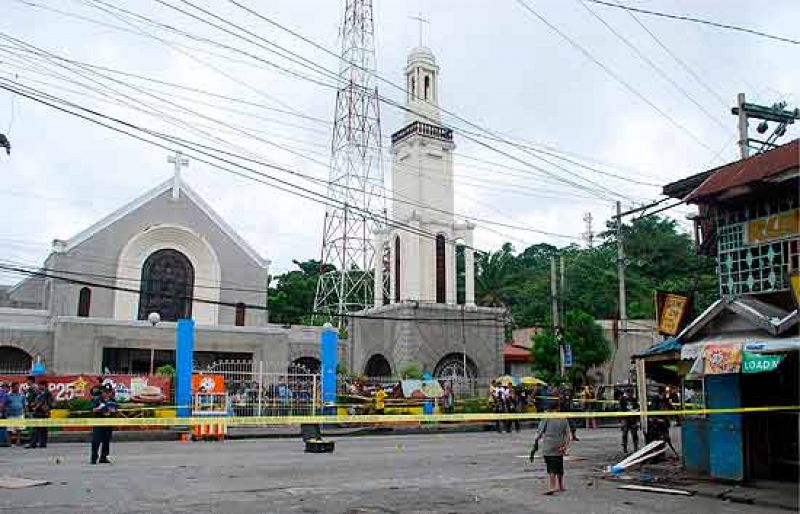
[314,0,385,325]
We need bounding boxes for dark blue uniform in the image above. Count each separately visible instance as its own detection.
[90,395,116,464]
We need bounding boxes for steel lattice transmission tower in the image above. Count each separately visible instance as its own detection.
[314,0,385,324]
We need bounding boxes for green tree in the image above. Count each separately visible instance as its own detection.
[267,259,333,325]
[475,243,515,307]
[532,309,610,385]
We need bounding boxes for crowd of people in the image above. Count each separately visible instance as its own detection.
[0,377,54,448]
[0,376,118,463]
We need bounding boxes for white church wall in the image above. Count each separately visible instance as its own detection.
[47,185,268,327]
[113,224,221,325]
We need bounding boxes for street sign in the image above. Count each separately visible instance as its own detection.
[563,343,573,368]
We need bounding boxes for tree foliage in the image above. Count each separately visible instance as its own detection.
[267,259,332,325]
[531,309,611,384]
[473,215,716,325]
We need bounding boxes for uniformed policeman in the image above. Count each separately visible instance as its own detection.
[90,384,116,464]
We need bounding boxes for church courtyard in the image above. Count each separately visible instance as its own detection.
[1,429,791,513]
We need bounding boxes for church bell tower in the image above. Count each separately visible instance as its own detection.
[373,44,475,306]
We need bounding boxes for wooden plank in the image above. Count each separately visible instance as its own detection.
[618,484,694,496]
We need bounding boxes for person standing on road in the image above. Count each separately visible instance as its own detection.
[27,380,52,449]
[6,383,26,447]
[0,382,9,447]
[619,388,640,453]
[559,385,578,441]
[372,387,387,415]
[534,405,572,495]
[90,384,117,464]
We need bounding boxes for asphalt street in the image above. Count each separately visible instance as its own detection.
[0,428,784,513]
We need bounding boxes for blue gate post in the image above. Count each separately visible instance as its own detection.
[320,323,338,415]
[176,319,195,418]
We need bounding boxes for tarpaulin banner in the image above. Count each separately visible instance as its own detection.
[192,374,226,394]
[0,374,171,404]
[400,380,444,399]
[704,344,742,375]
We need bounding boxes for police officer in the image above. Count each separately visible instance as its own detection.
[619,388,640,453]
[90,384,116,464]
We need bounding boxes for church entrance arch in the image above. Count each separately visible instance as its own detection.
[0,345,33,374]
[289,357,320,375]
[434,353,477,380]
[137,249,195,321]
[364,354,392,378]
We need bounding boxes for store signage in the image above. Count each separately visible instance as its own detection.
[745,208,799,245]
[742,352,784,373]
[657,292,689,336]
[704,344,742,375]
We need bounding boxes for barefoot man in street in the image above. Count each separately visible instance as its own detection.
[534,405,572,495]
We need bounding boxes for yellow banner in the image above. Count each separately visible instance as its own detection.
[658,293,688,335]
[746,208,800,245]
[790,271,800,309]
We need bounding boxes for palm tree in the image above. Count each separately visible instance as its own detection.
[475,247,514,307]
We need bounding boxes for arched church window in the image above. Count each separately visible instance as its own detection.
[424,75,431,101]
[436,234,446,303]
[77,287,91,317]
[394,235,401,303]
[235,302,246,326]
[137,249,194,322]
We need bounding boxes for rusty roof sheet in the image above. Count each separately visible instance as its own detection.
[685,139,799,201]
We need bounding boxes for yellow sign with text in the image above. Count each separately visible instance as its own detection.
[746,208,799,245]
[658,293,689,336]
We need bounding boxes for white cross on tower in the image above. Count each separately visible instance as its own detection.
[168,149,189,200]
[409,12,429,47]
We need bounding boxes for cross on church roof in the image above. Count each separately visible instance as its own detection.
[409,12,429,47]
[168,149,189,200]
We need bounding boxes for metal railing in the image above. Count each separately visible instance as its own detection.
[194,360,320,418]
[391,121,453,144]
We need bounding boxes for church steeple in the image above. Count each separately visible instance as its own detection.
[405,46,440,125]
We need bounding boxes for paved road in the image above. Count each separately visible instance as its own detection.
[0,428,778,513]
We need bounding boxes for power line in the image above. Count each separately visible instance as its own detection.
[578,1,728,130]
[3,79,564,258]
[175,0,629,200]
[15,0,649,201]
[0,36,639,232]
[0,262,505,323]
[583,0,800,46]
[623,10,728,109]
[0,48,653,197]
[513,0,717,154]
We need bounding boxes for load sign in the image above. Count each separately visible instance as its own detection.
[741,352,784,373]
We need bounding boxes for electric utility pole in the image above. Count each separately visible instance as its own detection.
[733,92,799,159]
[551,255,563,378]
[615,201,628,338]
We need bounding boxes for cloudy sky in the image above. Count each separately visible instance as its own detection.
[0,0,798,283]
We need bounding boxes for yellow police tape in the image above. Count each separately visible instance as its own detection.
[4,405,798,428]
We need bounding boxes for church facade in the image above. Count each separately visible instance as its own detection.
[350,45,505,380]
[0,177,322,375]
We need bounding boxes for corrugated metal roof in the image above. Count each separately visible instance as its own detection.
[503,344,531,362]
[685,139,799,201]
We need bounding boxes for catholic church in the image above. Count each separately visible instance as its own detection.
[0,172,322,376]
[0,41,504,380]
